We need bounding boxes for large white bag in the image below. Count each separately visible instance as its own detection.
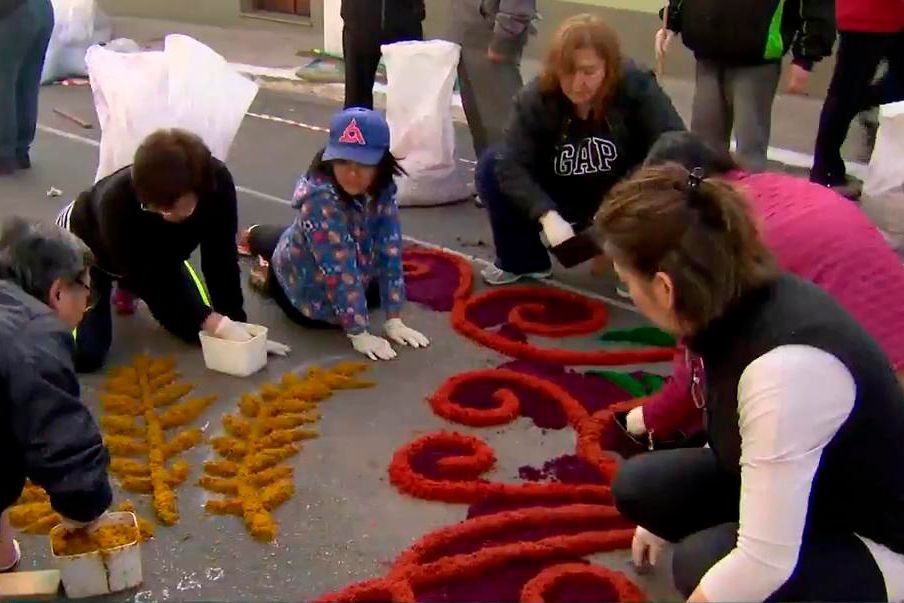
[87,35,259,183]
[863,101,904,250]
[41,0,112,84]
[381,40,472,207]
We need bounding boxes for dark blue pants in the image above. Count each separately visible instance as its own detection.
[476,147,553,275]
[0,0,53,169]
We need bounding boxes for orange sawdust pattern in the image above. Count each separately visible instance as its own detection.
[321,248,655,602]
[9,482,154,541]
[201,362,374,542]
[51,523,139,556]
[101,355,217,526]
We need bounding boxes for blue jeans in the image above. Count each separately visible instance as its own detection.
[0,0,54,168]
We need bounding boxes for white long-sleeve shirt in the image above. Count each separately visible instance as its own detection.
[699,345,904,601]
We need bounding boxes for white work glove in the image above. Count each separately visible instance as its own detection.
[348,331,397,361]
[625,407,647,436]
[655,28,674,63]
[213,316,253,342]
[266,340,291,357]
[632,526,668,570]
[539,210,575,248]
[383,318,430,349]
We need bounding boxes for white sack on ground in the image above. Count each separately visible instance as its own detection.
[87,34,259,182]
[863,100,904,250]
[381,40,472,207]
[41,0,112,84]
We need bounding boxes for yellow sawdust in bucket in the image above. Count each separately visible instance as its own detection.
[201,362,373,541]
[51,524,139,557]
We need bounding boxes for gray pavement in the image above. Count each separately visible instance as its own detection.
[2,84,680,600]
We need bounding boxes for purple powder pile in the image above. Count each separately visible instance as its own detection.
[464,292,594,329]
[416,558,583,603]
[467,496,589,519]
[517,455,606,486]
[404,253,465,312]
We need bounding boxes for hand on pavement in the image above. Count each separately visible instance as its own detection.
[383,318,430,349]
[266,340,291,356]
[539,210,575,248]
[349,331,397,361]
[654,28,674,63]
[786,63,811,95]
[212,316,253,342]
[625,407,647,435]
[632,526,668,570]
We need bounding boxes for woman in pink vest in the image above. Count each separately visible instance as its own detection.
[624,131,904,438]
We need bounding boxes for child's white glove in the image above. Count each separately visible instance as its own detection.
[266,340,291,356]
[348,331,397,361]
[539,210,575,247]
[626,407,647,435]
[383,318,430,349]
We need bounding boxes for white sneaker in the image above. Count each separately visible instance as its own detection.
[481,264,552,286]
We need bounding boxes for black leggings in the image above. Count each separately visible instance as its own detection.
[612,448,888,601]
[247,224,378,330]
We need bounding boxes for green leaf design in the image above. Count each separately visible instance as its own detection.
[598,327,676,348]
[589,370,667,397]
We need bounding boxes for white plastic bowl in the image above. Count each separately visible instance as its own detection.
[49,511,143,599]
[198,322,268,377]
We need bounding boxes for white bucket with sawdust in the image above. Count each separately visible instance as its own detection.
[199,322,268,377]
[50,511,143,599]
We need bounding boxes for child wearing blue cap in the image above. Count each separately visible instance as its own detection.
[241,108,429,361]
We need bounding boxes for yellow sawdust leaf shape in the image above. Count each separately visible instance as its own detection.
[100,355,216,526]
[201,362,372,542]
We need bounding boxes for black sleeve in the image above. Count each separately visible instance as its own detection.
[792,0,836,70]
[625,65,687,158]
[9,325,112,522]
[99,196,213,330]
[494,83,559,222]
[200,166,246,322]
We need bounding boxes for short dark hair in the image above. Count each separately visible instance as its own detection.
[644,131,739,175]
[309,147,406,197]
[132,129,214,209]
[0,217,94,304]
[595,164,778,330]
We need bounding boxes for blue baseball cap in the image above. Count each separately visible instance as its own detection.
[322,107,391,166]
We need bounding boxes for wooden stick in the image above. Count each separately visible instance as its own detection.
[53,108,93,129]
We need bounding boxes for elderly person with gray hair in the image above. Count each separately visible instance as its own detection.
[0,217,112,573]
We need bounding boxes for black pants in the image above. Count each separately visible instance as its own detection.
[612,448,888,600]
[812,29,904,185]
[247,225,379,329]
[475,146,593,275]
[73,264,209,373]
[343,21,423,110]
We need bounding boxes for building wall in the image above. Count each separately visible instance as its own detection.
[97,0,835,91]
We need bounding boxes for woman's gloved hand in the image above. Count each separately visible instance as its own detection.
[211,315,253,342]
[632,526,668,570]
[626,406,647,435]
[348,331,397,361]
[539,210,575,248]
[383,319,430,349]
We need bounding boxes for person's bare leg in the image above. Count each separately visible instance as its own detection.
[0,509,20,570]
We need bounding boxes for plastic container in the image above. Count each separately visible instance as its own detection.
[49,511,143,599]
[199,322,268,377]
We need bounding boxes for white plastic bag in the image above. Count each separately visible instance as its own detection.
[41,0,112,84]
[863,101,904,248]
[381,40,472,207]
[87,35,259,183]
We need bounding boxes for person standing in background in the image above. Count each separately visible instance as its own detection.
[0,0,54,175]
[656,0,835,172]
[450,0,538,161]
[341,0,426,110]
[811,0,904,195]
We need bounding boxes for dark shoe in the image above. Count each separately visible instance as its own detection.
[16,154,31,170]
